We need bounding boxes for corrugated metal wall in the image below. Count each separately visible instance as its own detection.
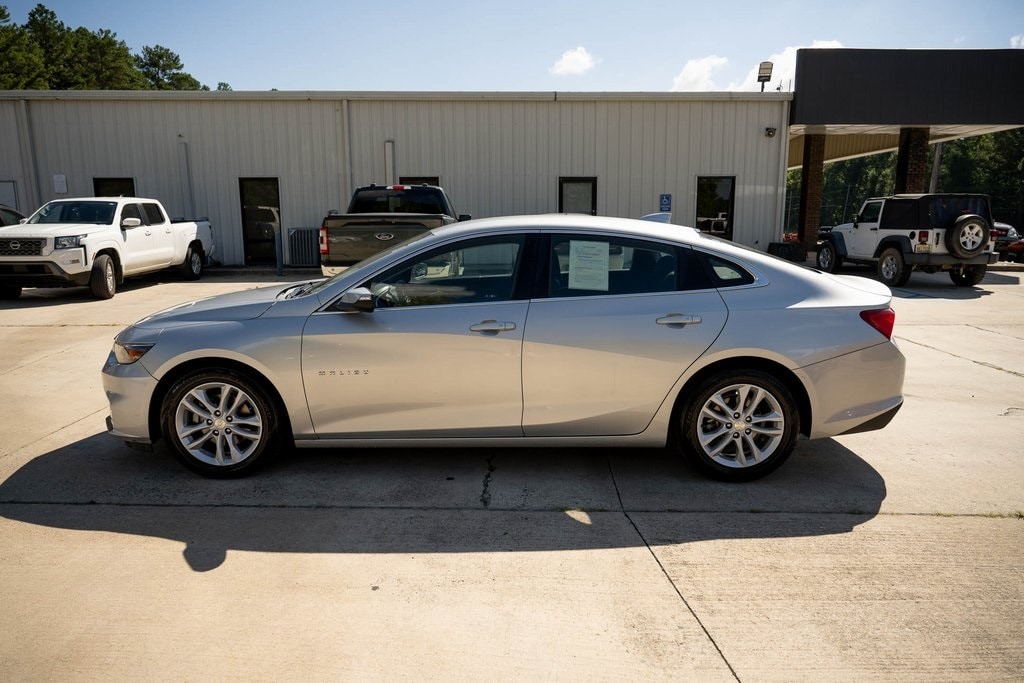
[0,92,791,264]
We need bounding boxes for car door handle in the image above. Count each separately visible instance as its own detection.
[144,229,153,236]
[657,313,701,327]
[469,320,517,333]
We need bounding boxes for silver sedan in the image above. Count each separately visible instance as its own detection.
[102,214,905,481]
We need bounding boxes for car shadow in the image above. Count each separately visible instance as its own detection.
[0,273,184,309]
[0,434,886,572]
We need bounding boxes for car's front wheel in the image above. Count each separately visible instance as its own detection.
[877,247,911,287]
[161,369,279,477]
[677,370,799,482]
[89,254,116,299]
[816,242,840,273]
[949,265,986,287]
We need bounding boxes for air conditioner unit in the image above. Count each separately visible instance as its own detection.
[286,227,321,267]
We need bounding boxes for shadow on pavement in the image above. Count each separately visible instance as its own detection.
[0,434,886,572]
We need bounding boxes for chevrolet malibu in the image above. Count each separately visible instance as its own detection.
[102,214,905,481]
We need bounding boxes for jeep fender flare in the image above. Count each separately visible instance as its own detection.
[873,236,913,259]
[816,232,848,258]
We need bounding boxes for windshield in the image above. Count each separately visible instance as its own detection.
[29,200,117,225]
[306,230,435,296]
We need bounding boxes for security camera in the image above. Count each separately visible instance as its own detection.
[765,127,777,138]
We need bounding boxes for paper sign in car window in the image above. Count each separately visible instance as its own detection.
[568,240,610,291]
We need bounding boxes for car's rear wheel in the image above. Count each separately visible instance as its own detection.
[945,215,990,259]
[816,242,840,273]
[161,369,279,477]
[179,244,203,280]
[89,254,116,299]
[677,370,799,482]
[949,265,986,287]
[877,247,911,287]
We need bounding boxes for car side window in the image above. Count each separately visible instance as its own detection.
[859,201,883,223]
[121,204,143,223]
[142,203,166,225]
[363,236,525,308]
[548,235,681,297]
[695,252,756,288]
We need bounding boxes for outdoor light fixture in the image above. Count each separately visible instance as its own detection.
[765,127,777,138]
[758,61,773,92]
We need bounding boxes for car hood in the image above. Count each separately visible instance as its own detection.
[133,283,296,328]
[0,222,107,238]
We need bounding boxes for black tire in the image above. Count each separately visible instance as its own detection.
[816,242,841,273]
[161,369,280,477]
[676,369,800,482]
[945,215,990,259]
[877,247,911,287]
[949,265,986,287]
[0,285,21,300]
[89,254,116,299]
[179,244,203,280]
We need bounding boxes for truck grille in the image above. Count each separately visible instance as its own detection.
[0,238,45,256]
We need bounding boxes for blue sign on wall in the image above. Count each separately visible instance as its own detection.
[659,193,672,212]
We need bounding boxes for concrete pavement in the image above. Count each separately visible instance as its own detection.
[1,267,1021,681]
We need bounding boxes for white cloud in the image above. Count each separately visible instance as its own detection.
[670,55,728,91]
[727,40,844,91]
[550,47,597,76]
[1012,35,1024,49]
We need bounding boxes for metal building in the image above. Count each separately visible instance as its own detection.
[0,90,792,266]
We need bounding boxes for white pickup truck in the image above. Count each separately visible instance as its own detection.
[0,197,214,299]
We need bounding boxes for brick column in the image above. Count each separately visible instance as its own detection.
[894,127,930,194]
[798,134,826,252]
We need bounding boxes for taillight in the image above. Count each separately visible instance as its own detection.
[860,308,895,340]
[319,226,328,255]
[917,230,929,244]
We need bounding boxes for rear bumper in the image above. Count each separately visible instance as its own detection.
[800,341,906,439]
[904,252,997,267]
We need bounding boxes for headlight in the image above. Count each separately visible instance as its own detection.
[54,234,87,250]
[112,342,154,364]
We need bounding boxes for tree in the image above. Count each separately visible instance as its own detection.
[216,82,232,91]
[0,5,46,88]
[135,44,203,90]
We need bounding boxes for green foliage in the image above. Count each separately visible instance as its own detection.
[2,3,210,90]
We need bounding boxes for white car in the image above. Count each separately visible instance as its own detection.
[103,214,906,481]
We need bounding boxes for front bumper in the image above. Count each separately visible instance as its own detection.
[0,250,91,287]
[101,350,159,444]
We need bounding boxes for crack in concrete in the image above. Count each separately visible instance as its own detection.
[894,336,1024,379]
[605,457,742,682]
[479,456,495,508]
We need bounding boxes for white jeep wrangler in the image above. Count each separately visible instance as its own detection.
[816,194,997,287]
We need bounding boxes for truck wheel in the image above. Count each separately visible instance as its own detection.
[0,285,21,300]
[89,254,116,299]
[180,245,203,280]
[161,369,279,477]
[877,247,911,287]
[816,242,841,273]
[949,265,986,287]
[945,215,989,259]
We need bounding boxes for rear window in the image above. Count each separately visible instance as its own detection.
[926,196,991,229]
[348,188,450,215]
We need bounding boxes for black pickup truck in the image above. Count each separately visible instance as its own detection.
[319,184,470,275]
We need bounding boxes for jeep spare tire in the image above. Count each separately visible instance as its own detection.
[945,214,989,259]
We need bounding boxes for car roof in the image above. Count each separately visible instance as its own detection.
[429,213,702,244]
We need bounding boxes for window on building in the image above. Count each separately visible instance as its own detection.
[559,177,597,215]
[695,176,735,241]
[239,178,281,265]
[93,178,136,197]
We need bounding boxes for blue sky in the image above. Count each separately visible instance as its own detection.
[5,0,1023,91]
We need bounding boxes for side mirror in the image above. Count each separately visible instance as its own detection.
[332,286,374,313]
[121,217,142,229]
[458,214,472,222]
